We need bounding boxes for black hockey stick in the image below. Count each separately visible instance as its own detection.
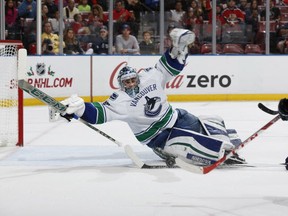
[258,103,278,115]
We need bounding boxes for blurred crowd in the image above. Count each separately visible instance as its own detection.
[4,0,288,55]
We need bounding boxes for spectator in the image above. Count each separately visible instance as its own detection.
[5,0,18,27]
[71,13,90,39]
[115,24,140,54]
[5,0,20,40]
[63,0,79,20]
[48,10,65,34]
[260,0,281,22]
[63,28,85,55]
[113,0,136,35]
[88,4,107,34]
[222,0,245,26]
[77,0,91,13]
[18,0,37,19]
[169,0,185,27]
[41,21,64,54]
[124,0,143,38]
[245,0,260,24]
[139,31,157,54]
[42,4,49,25]
[276,22,288,53]
[88,25,109,54]
[208,5,226,25]
[124,0,143,21]
[238,0,249,14]
[277,38,288,54]
[190,0,203,16]
[221,0,246,43]
[245,0,260,42]
[44,0,58,18]
[199,0,211,21]
[113,0,134,23]
[182,7,203,31]
[42,38,56,55]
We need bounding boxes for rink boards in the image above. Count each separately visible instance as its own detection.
[22,55,288,105]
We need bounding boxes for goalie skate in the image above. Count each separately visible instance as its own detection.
[223,153,246,165]
[153,147,176,168]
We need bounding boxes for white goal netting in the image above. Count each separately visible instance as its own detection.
[0,43,22,147]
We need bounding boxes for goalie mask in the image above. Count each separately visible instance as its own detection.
[117,66,140,97]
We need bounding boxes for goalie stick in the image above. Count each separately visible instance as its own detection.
[175,114,281,174]
[18,79,151,164]
[17,49,150,168]
[18,80,173,169]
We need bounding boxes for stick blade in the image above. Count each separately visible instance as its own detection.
[175,158,205,174]
[258,103,278,115]
[124,145,145,168]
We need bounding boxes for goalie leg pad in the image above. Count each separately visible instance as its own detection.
[163,128,230,166]
[198,115,235,151]
[227,129,242,147]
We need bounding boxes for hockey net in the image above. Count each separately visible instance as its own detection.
[0,40,24,147]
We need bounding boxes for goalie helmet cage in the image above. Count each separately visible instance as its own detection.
[0,40,24,147]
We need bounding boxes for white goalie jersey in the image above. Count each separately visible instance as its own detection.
[89,58,182,145]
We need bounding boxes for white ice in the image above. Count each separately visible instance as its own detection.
[1,101,288,216]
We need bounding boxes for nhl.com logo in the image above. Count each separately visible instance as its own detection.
[27,63,73,88]
[27,63,55,77]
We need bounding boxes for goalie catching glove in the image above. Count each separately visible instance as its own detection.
[278,98,288,121]
[49,95,85,122]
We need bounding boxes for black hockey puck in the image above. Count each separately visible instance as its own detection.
[166,158,176,168]
[285,157,288,165]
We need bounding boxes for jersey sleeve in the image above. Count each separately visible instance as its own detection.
[154,49,186,87]
[80,92,129,124]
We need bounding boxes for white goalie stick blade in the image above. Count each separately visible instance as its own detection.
[124,145,177,169]
[175,158,204,174]
[124,145,145,168]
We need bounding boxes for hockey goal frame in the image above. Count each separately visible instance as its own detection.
[0,40,24,146]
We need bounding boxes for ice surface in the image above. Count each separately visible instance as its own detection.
[0,101,288,216]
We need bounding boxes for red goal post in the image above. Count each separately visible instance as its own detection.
[0,40,24,147]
